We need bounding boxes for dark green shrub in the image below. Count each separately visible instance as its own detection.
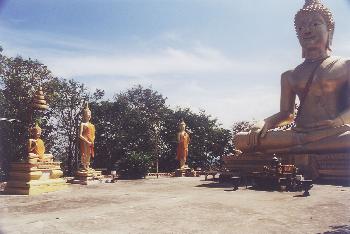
[117,151,152,179]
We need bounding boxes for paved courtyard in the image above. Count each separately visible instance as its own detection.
[1,176,350,234]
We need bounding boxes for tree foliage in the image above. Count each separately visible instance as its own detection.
[0,49,102,177]
[0,47,233,179]
[116,151,153,179]
[0,51,59,178]
[92,86,233,174]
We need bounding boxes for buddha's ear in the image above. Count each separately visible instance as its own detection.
[326,30,333,52]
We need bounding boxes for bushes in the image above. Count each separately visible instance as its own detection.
[116,151,153,179]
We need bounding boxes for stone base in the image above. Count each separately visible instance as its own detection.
[223,152,350,180]
[174,167,197,177]
[298,153,350,180]
[4,161,68,195]
[5,179,68,195]
[69,169,103,185]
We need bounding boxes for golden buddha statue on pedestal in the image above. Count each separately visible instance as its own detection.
[79,102,95,171]
[234,0,350,155]
[5,87,67,195]
[71,103,102,184]
[27,87,52,162]
[28,123,53,162]
[176,120,190,169]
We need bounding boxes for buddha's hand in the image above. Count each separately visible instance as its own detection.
[246,120,268,147]
[259,120,274,138]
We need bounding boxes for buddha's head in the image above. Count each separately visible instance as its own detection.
[30,123,42,139]
[294,0,335,57]
[179,120,186,132]
[83,102,91,122]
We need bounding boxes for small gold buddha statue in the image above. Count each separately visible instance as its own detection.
[234,0,350,154]
[79,102,95,171]
[28,123,53,162]
[176,120,190,169]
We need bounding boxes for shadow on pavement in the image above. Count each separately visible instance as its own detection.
[322,225,350,234]
[314,179,350,187]
[293,194,308,198]
[245,186,278,193]
[195,182,233,189]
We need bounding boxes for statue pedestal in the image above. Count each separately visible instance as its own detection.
[296,153,350,180]
[4,160,67,195]
[223,152,350,180]
[70,169,103,185]
[174,167,197,177]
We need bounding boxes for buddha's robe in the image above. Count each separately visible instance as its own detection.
[30,139,45,159]
[176,132,190,161]
[80,122,95,159]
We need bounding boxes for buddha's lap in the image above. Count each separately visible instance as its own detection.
[261,124,350,146]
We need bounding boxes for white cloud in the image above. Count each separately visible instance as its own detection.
[79,73,282,128]
[166,84,281,128]
[0,24,291,80]
[0,25,289,129]
[0,26,94,54]
[44,45,286,80]
[45,46,286,128]
[160,31,183,42]
[45,47,230,78]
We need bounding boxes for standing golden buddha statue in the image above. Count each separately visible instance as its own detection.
[71,102,102,185]
[176,120,190,169]
[234,0,350,154]
[79,102,95,171]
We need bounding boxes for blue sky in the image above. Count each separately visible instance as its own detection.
[0,0,349,128]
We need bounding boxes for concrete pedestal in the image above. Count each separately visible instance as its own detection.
[223,152,350,180]
[174,167,197,177]
[4,160,67,195]
[70,169,103,185]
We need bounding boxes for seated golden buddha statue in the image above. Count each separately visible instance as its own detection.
[234,0,350,154]
[28,124,53,162]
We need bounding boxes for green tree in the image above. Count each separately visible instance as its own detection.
[171,109,233,170]
[0,47,234,179]
[0,48,103,177]
[48,79,89,174]
[0,50,58,179]
[92,86,233,174]
[92,85,169,176]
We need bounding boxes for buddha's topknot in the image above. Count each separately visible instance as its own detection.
[294,0,335,34]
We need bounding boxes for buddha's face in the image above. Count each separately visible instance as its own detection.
[32,128,41,139]
[296,12,329,51]
[83,110,91,122]
[179,124,186,131]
